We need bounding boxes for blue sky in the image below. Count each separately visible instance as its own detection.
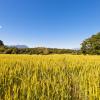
[0,0,100,49]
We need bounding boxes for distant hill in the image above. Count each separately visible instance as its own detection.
[8,45,28,48]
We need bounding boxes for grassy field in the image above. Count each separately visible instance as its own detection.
[0,54,100,100]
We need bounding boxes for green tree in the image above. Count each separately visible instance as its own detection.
[12,48,19,54]
[4,49,12,54]
[0,40,4,46]
[81,32,100,55]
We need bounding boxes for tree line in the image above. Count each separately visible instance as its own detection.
[0,40,80,55]
[0,32,100,55]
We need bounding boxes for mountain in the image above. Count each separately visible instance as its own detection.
[8,45,28,48]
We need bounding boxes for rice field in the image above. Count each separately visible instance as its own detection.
[0,54,100,100]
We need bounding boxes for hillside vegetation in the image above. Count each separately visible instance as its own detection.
[0,54,100,100]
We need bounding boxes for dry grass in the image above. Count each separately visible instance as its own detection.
[0,54,100,100]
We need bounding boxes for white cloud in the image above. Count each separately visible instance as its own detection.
[0,25,2,29]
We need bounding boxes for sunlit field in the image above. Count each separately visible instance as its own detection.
[0,54,100,100]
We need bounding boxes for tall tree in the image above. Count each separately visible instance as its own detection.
[81,32,100,54]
